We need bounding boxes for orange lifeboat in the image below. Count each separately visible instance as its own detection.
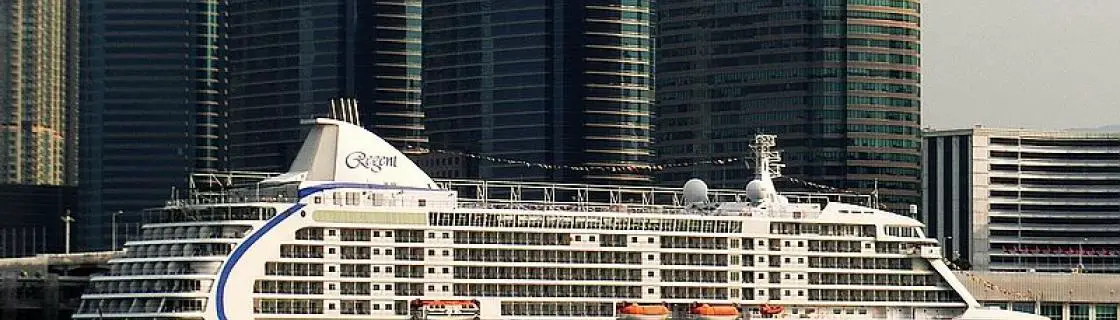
[616,302,670,320]
[760,304,785,316]
[688,303,741,320]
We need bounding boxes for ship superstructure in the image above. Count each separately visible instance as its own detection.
[73,118,1044,320]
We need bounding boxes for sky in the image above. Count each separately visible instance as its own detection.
[922,0,1120,130]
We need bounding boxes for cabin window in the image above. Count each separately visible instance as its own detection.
[329,266,336,272]
[647,237,655,244]
[647,288,654,294]
[328,229,336,236]
[328,248,336,254]
[418,199,427,207]
[385,304,393,310]
[589,236,597,242]
[329,303,336,310]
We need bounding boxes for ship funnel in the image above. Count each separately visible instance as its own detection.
[261,118,438,189]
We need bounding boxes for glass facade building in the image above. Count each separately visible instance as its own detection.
[656,0,921,212]
[424,0,654,183]
[228,0,424,172]
[0,0,79,186]
[78,0,225,250]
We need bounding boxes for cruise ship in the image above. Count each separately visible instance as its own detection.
[72,118,1044,320]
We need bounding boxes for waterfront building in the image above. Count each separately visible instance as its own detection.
[0,0,79,185]
[227,0,424,172]
[955,271,1120,320]
[78,0,225,251]
[423,0,655,183]
[655,0,922,212]
[924,127,1120,273]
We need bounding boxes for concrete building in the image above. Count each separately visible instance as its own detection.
[78,0,226,251]
[0,0,79,185]
[227,1,425,172]
[924,128,1120,273]
[423,0,655,184]
[655,0,922,212]
[0,251,114,320]
[955,271,1120,320]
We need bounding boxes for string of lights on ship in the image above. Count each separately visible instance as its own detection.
[402,145,854,194]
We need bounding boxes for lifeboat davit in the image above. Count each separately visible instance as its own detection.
[688,303,741,320]
[616,302,670,320]
[760,304,785,316]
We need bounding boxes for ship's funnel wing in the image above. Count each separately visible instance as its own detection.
[262,118,437,189]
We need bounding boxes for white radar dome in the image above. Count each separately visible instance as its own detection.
[745,179,774,202]
[682,179,709,203]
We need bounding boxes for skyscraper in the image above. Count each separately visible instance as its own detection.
[78,0,225,250]
[656,0,921,212]
[227,1,424,172]
[424,0,654,183]
[0,0,79,186]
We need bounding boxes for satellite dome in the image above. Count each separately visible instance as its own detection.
[745,179,774,202]
[683,179,709,203]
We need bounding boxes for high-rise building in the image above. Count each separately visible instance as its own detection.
[424,0,654,183]
[0,0,79,186]
[227,1,424,172]
[78,0,225,250]
[924,127,1120,273]
[655,0,921,212]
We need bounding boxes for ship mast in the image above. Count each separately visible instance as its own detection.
[750,134,784,182]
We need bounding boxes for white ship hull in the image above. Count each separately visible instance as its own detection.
[70,118,1046,320]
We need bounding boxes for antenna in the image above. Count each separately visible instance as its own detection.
[749,134,784,181]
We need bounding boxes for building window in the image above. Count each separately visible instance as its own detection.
[1096,305,1117,320]
[1069,304,1090,320]
[1040,304,1062,320]
[1011,303,1033,314]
